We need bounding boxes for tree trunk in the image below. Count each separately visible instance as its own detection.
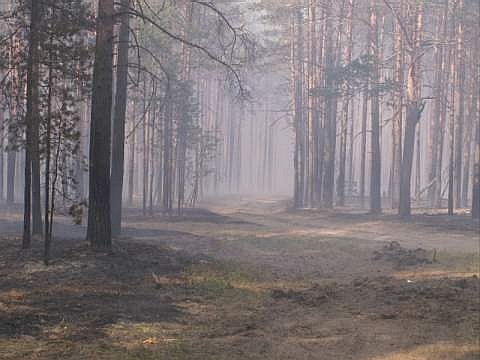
[87,0,114,249]
[472,99,480,219]
[127,102,135,206]
[434,3,449,208]
[369,0,381,214]
[360,88,368,208]
[291,12,299,206]
[44,43,54,265]
[149,98,156,216]
[0,107,4,200]
[463,40,478,207]
[391,10,404,209]
[74,99,87,202]
[461,109,473,206]
[292,10,305,208]
[398,1,424,219]
[23,0,43,247]
[6,33,19,205]
[428,5,446,207]
[347,98,355,197]
[6,145,15,203]
[454,0,465,208]
[447,2,457,216]
[322,1,339,209]
[399,105,422,218]
[337,0,354,207]
[142,80,149,216]
[471,3,479,219]
[237,102,244,193]
[163,99,173,213]
[414,122,421,200]
[110,0,130,235]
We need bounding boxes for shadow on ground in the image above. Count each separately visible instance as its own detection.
[0,200,479,359]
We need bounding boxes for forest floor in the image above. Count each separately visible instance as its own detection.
[0,196,479,359]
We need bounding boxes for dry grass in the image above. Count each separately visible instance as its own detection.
[0,197,479,359]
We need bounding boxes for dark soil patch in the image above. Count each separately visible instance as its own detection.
[373,241,432,267]
[0,237,198,342]
[271,282,338,306]
[271,275,480,327]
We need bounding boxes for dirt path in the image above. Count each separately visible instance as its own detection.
[0,197,479,359]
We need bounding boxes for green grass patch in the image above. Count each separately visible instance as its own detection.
[183,261,269,301]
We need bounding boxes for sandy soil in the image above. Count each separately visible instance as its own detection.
[0,196,479,359]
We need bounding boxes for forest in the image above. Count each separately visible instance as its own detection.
[0,0,479,359]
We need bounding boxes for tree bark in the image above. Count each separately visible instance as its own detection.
[472,99,480,219]
[127,102,135,206]
[360,88,368,209]
[428,4,446,207]
[23,0,43,247]
[6,143,15,203]
[391,9,404,209]
[447,2,457,216]
[454,0,465,208]
[337,0,354,207]
[471,2,479,219]
[399,1,424,219]
[292,10,305,208]
[434,1,450,208]
[399,105,422,218]
[142,80,149,216]
[369,0,381,214]
[6,31,19,205]
[0,106,4,200]
[322,0,339,209]
[87,0,114,249]
[111,0,130,235]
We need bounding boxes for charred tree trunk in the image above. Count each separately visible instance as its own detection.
[399,104,423,218]
[398,2,424,219]
[87,0,114,249]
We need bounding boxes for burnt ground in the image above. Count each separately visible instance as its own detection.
[0,196,479,359]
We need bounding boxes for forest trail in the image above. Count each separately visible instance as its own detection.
[1,197,479,359]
